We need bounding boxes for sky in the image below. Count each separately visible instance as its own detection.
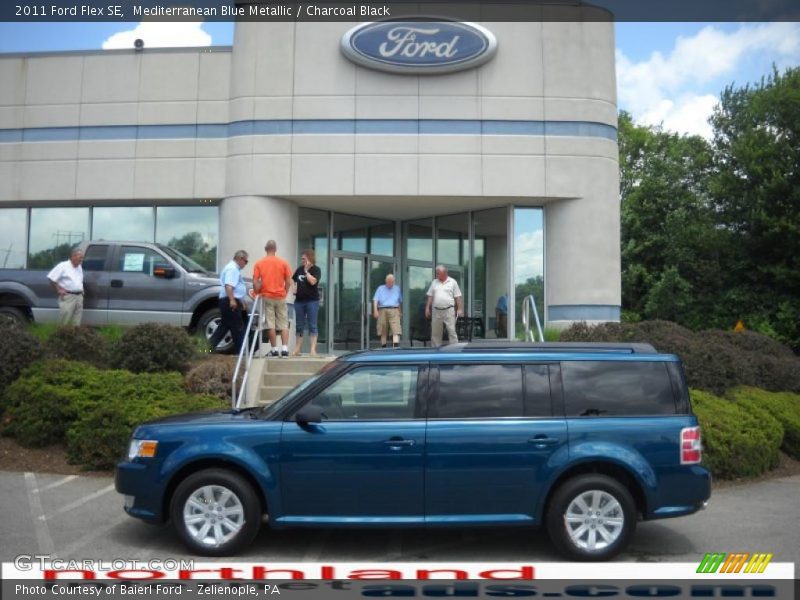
[0,21,798,138]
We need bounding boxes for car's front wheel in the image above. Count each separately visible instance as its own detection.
[197,308,234,353]
[171,469,261,556]
[546,474,636,561]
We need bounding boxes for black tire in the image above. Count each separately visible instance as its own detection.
[0,306,27,326]
[171,468,262,556]
[546,474,636,561]
[197,308,234,353]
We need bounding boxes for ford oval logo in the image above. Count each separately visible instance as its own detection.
[341,20,498,75]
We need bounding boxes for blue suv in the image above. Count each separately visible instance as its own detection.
[115,342,711,560]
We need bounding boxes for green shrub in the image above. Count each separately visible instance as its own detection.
[0,318,44,397]
[112,323,196,373]
[185,357,239,401]
[44,326,111,368]
[691,389,781,479]
[560,320,800,395]
[1,359,224,469]
[729,387,800,459]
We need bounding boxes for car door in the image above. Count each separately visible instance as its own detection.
[106,245,186,325]
[424,363,568,524]
[278,363,427,522]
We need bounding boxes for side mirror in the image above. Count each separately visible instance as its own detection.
[295,405,324,425]
[153,264,176,279]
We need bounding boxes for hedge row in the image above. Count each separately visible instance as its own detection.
[1,322,198,379]
[0,360,225,470]
[561,320,800,395]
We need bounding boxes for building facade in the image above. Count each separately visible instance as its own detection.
[0,14,620,353]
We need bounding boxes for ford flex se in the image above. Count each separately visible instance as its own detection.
[115,342,711,560]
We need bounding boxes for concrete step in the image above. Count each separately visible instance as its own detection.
[262,371,311,387]
[263,356,335,374]
[260,385,294,403]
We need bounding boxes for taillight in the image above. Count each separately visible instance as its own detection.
[681,426,702,464]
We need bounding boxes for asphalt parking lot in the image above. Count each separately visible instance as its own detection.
[1,470,798,565]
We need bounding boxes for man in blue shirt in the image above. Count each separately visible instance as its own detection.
[495,293,508,338]
[372,273,403,348]
[209,250,249,353]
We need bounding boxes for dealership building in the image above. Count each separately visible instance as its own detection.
[0,13,620,352]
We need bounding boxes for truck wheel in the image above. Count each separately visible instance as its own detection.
[171,468,261,556]
[198,308,233,353]
[546,474,636,561]
[0,306,27,326]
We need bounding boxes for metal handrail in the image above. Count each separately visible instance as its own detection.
[232,295,263,409]
[521,293,544,343]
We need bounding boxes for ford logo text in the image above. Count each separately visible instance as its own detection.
[341,20,498,75]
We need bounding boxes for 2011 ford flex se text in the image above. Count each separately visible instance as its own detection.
[115,342,711,560]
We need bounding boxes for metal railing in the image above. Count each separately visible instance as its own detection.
[521,293,544,343]
[232,295,263,409]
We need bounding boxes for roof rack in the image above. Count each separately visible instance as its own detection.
[436,341,658,354]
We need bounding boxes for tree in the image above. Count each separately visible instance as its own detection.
[166,232,217,271]
[618,112,724,328]
[710,67,800,348]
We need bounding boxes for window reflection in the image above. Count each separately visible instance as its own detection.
[514,208,544,340]
[156,206,218,272]
[404,218,433,263]
[93,207,154,242]
[0,209,27,269]
[473,207,509,339]
[28,208,89,269]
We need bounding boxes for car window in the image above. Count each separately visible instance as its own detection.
[306,365,420,420]
[82,245,107,272]
[435,364,524,418]
[561,360,677,417]
[117,246,169,277]
[525,364,553,417]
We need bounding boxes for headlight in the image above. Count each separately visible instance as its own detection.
[128,439,158,460]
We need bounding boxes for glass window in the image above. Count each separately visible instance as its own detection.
[525,365,553,417]
[93,207,154,242]
[436,364,524,418]
[407,264,433,345]
[307,366,419,420]
[116,245,170,276]
[405,218,433,262]
[156,206,218,272]
[82,244,108,272]
[299,208,329,348]
[369,222,394,257]
[0,209,27,269]
[514,208,544,340]
[473,207,509,339]
[562,361,677,417]
[28,208,89,269]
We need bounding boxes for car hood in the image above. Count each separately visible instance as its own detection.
[140,409,261,428]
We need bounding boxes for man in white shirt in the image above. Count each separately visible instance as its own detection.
[425,265,464,347]
[47,248,84,326]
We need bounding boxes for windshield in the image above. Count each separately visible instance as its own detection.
[158,245,210,274]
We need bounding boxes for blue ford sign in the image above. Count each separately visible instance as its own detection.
[341,20,498,74]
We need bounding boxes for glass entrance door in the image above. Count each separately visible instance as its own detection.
[331,254,397,353]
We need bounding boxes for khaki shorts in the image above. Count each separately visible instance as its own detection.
[263,297,288,331]
[377,307,401,336]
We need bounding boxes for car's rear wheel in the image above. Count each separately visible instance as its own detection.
[0,306,27,326]
[546,474,636,561]
[171,469,261,556]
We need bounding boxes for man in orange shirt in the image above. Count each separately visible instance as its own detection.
[253,240,293,357]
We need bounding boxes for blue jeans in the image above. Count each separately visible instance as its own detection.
[294,300,319,336]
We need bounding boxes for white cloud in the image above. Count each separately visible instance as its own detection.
[617,23,800,137]
[514,230,544,283]
[102,22,212,50]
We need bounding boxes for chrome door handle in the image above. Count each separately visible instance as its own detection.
[528,436,559,447]
[384,438,415,447]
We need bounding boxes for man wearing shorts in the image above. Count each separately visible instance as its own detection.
[253,240,292,357]
[372,273,402,348]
